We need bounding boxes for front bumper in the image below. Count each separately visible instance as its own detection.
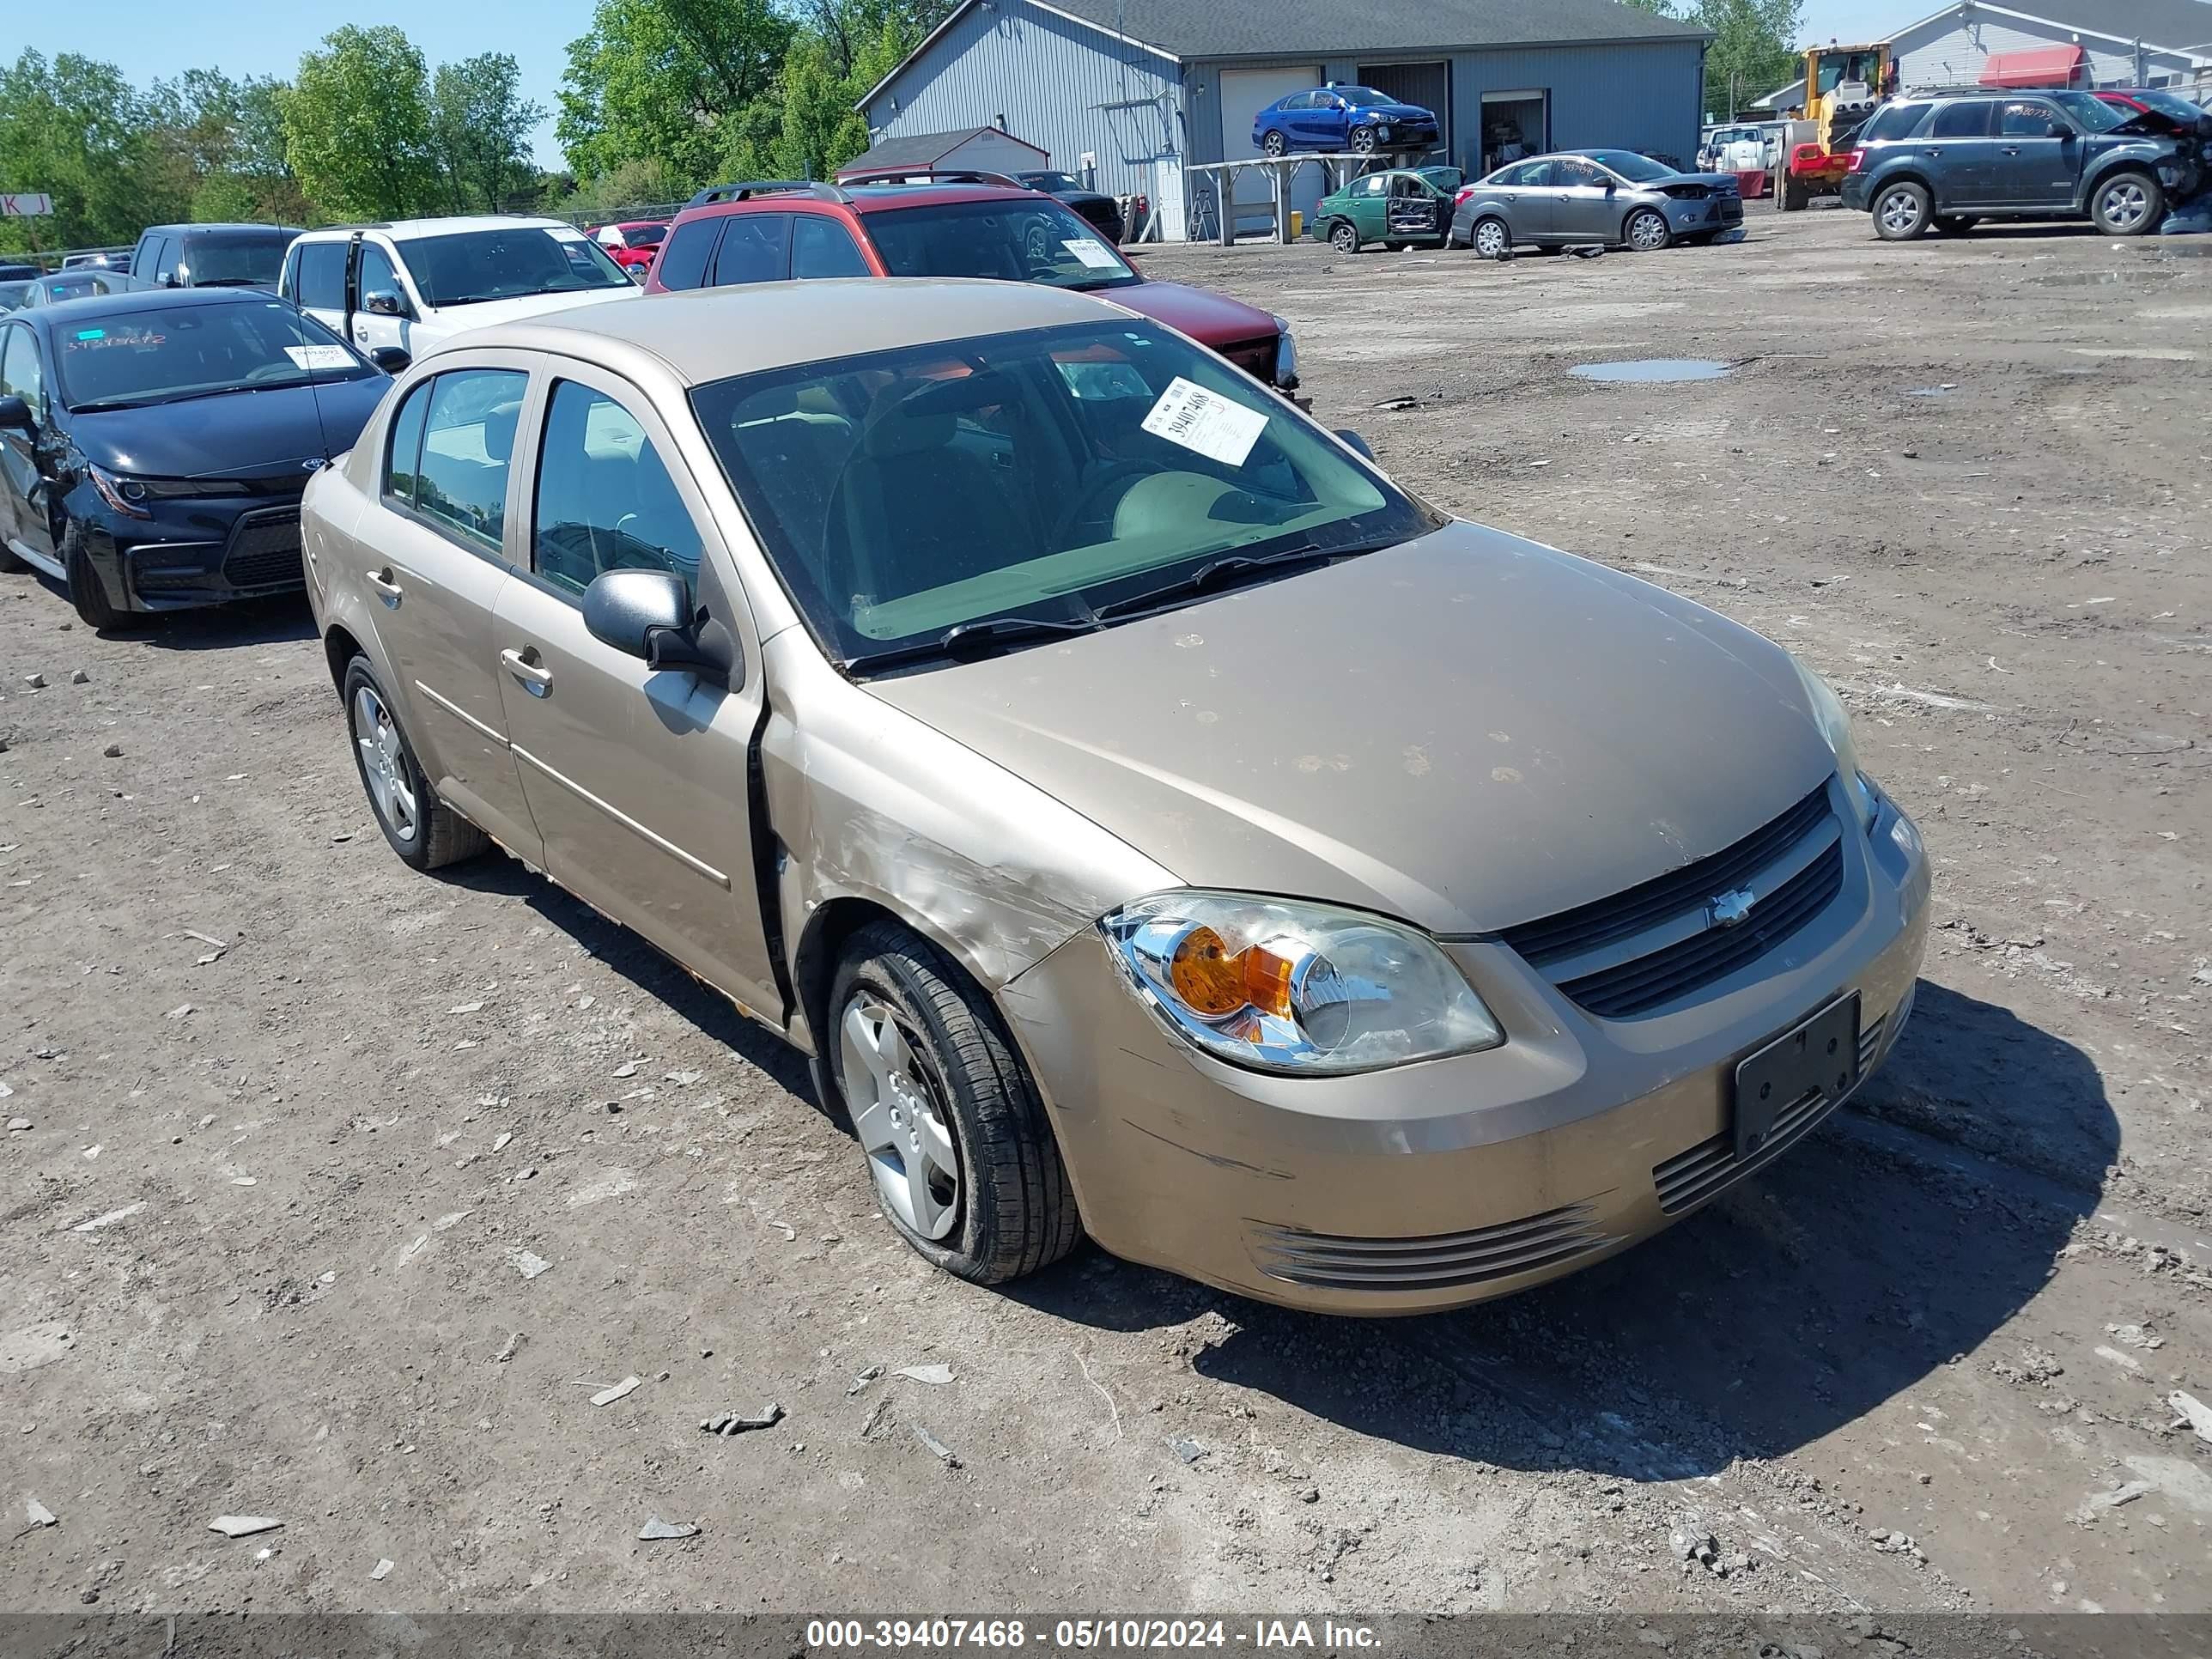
[1000,787,1931,1316]
[112,504,306,612]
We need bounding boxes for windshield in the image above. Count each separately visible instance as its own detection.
[692,320,1442,670]
[396,227,631,307]
[620,223,666,247]
[1815,52,1881,94]
[183,235,287,286]
[1018,172,1084,192]
[2122,88,2205,123]
[864,198,1139,292]
[1339,87,1395,106]
[1587,149,1677,182]
[53,299,376,410]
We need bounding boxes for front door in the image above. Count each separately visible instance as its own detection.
[366,361,541,857]
[0,324,56,571]
[491,367,780,1016]
[349,240,415,361]
[1550,156,1618,240]
[1991,99,2078,209]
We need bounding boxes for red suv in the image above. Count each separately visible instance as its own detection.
[642,173,1297,395]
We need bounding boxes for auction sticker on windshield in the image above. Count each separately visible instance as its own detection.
[285,344,356,371]
[1141,376,1268,467]
[1062,238,1121,269]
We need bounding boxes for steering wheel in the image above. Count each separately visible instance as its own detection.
[1050,459,1156,545]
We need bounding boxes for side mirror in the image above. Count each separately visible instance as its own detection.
[363,289,406,318]
[0,393,33,433]
[1334,428,1376,461]
[368,346,411,374]
[582,568,732,683]
[2045,118,2069,137]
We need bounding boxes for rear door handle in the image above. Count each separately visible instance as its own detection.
[501,647,553,695]
[364,567,401,606]
[2002,145,2021,155]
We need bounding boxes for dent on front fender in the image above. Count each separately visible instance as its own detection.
[757,634,1179,996]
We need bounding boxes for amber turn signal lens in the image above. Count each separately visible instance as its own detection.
[1167,926,1297,1020]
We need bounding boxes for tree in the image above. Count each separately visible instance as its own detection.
[283,26,442,221]
[0,49,173,252]
[430,53,546,213]
[558,0,792,188]
[1694,0,1803,118]
[146,69,313,224]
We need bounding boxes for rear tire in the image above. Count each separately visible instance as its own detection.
[1872,179,1931,240]
[1261,130,1286,158]
[1328,218,1361,254]
[63,520,126,632]
[830,919,1079,1285]
[342,656,489,872]
[1469,216,1510,258]
[2091,169,2162,236]
[0,536,26,574]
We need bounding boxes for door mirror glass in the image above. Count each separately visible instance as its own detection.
[364,289,405,317]
[582,568,726,680]
[369,345,411,374]
[0,393,32,433]
[2045,118,2069,137]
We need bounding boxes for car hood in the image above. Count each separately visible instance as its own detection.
[67,375,391,479]
[1109,280,1279,345]
[870,521,1840,936]
[421,283,638,337]
[1657,171,1745,191]
[1356,103,1435,122]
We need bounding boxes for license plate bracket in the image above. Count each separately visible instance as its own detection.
[1732,994,1859,1160]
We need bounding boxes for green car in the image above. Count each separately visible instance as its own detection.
[1310,167,1466,253]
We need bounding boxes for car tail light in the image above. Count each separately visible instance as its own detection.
[1455,185,1476,204]
[1847,148,1867,173]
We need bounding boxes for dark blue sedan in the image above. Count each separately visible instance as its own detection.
[1252,85,1442,157]
[0,288,389,629]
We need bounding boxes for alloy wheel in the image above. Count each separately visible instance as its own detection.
[1331,222,1358,252]
[2099,179,2149,232]
[1262,131,1285,157]
[353,684,418,845]
[1473,218,1508,258]
[1350,128,1376,155]
[1627,209,1669,251]
[1877,187,1923,236]
[841,993,962,1241]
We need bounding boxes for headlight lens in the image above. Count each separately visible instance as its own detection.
[1790,655,1878,832]
[1270,316,1299,389]
[1101,891,1503,1075]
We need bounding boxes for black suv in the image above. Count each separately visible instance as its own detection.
[128,222,300,289]
[1840,88,2201,240]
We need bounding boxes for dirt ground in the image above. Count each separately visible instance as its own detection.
[3,206,2208,1622]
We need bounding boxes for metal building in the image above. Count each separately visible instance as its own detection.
[854,0,1711,238]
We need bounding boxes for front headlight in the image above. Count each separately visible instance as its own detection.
[1790,655,1878,832]
[1101,891,1503,1075]
[1269,315,1299,389]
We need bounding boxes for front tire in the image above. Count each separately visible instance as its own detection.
[830,920,1079,1284]
[1349,127,1376,155]
[63,520,125,632]
[1873,179,1931,240]
[1625,207,1672,252]
[2091,170,2162,236]
[342,656,488,871]
[1261,130,1286,158]
[1328,218,1361,254]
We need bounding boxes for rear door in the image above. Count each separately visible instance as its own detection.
[1991,99,2077,208]
[290,239,349,336]
[1346,173,1389,240]
[490,367,780,1013]
[364,359,541,856]
[0,322,56,568]
[1919,100,1999,207]
[1507,159,1561,239]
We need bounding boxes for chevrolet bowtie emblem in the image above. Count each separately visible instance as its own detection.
[1709,888,1756,928]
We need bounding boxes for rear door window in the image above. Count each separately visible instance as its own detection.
[1861,102,1928,142]
[384,380,433,507]
[1930,102,1994,138]
[295,241,348,311]
[655,217,721,290]
[412,368,529,556]
[708,214,793,287]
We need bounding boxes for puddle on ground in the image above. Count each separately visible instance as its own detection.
[1569,358,1733,383]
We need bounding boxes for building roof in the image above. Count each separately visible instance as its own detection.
[462,278,1123,386]
[1038,0,1704,57]
[1949,0,2212,52]
[837,127,1050,176]
[861,0,1705,108]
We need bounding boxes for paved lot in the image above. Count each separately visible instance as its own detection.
[3,208,2208,1617]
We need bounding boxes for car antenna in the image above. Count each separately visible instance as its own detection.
[287,281,339,470]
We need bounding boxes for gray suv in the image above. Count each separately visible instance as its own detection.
[1840,89,2201,239]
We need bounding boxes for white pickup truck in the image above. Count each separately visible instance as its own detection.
[278,216,638,371]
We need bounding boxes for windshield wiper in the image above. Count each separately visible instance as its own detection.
[1093,535,1401,622]
[841,612,1100,675]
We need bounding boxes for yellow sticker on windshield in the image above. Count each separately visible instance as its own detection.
[1140,376,1269,467]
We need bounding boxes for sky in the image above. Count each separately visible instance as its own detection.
[21,0,1908,172]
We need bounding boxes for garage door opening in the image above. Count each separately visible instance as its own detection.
[1480,89,1549,174]
[1357,60,1451,158]
[1218,64,1325,231]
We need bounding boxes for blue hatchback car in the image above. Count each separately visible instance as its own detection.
[1252,85,1442,157]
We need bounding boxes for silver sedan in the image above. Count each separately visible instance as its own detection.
[1450,149,1746,255]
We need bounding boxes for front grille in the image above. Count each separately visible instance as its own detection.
[1218,336,1279,384]
[1651,1008,1888,1214]
[1502,785,1832,968]
[1249,1200,1617,1292]
[221,507,304,591]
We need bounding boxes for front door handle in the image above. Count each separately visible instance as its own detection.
[501,647,554,696]
[2002,145,2021,155]
[364,567,402,606]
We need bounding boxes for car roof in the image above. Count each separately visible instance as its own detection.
[686,182,1037,220]
[455,277,1124,386]
[21,286,275,326]
[293,216,574,241]
[141,222,300,237]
